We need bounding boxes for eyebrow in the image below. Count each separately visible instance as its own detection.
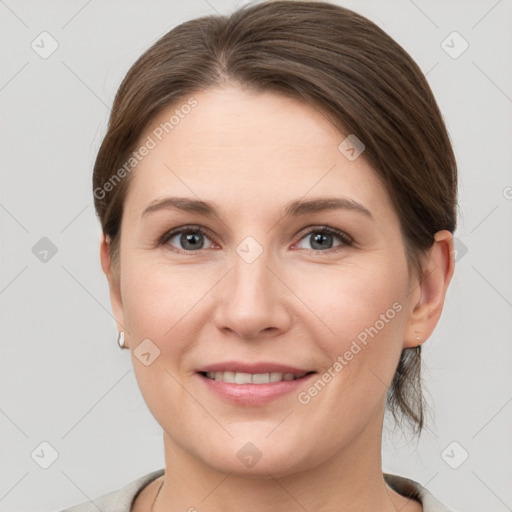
[141,196,373,220]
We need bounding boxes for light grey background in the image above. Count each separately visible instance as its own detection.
[1,1,511,511]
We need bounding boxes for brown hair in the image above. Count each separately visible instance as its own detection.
[93,0,458,435]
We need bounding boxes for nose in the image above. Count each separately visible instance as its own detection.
[212,241,292,341]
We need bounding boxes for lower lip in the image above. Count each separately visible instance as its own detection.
[196,372,317,405]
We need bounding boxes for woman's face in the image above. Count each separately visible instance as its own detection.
[107,84,425,476]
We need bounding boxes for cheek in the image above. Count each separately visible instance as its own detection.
[303,263,405,336]
[297,262,407,402]
[122,250,408,347]
[122,259,194,337]
[121,262,197,428]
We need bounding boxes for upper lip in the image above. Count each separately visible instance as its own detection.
[196,361,315,375]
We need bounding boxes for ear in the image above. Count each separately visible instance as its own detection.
[100,233,127,341]
[403,230,455,348]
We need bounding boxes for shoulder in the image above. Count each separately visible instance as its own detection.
[384,473,457,512]
[55,468,165,512]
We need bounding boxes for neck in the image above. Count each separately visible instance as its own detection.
[153,408,416,512]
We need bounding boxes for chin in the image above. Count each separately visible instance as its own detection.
[194,436,314,478]
[209,454,306,479]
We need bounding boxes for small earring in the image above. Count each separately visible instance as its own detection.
[117,331,126,349]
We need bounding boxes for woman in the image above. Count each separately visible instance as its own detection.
[61,1,458,510]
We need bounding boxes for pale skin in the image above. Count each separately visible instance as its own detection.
[100,84,455,511]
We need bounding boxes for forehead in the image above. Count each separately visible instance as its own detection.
[124,85,394,222]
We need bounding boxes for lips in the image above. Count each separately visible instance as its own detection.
[195,361,317,404]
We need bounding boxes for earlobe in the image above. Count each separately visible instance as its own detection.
[99,233,127,339]
[403,230,455,348]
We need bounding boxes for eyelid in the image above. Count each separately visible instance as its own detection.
[158,225,216,250]
[158,224,354,253]
[293,225,354,252]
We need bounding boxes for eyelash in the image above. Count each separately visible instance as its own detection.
[158,224,354,255]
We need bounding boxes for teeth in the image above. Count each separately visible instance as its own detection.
[252,373,270,384]
[235,372,252,384]
[205,371,307,383]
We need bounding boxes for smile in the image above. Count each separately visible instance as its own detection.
[196,367,318,405]
[202,371,312,384]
